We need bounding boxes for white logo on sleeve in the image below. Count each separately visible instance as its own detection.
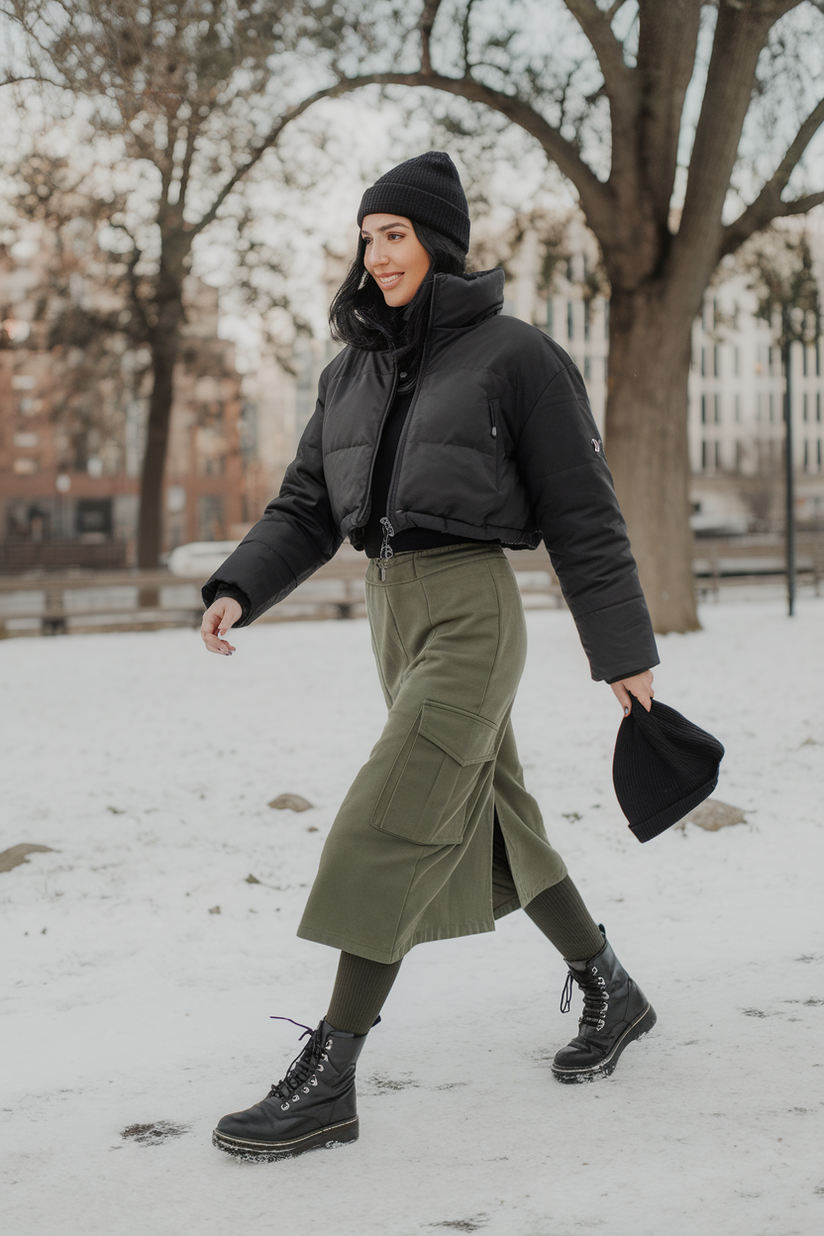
[591,438,602,454]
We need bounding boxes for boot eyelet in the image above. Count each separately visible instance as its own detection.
[280,1103,289,1111]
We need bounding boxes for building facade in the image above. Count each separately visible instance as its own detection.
[1,227,247,569]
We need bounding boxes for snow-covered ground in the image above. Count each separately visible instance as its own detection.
[2,597,823,1236]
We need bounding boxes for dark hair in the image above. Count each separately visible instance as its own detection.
[329,222,467,369]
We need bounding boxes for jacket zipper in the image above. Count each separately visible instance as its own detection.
[354,362,399,551]
[378,516,394,580]
[380,286,439,578]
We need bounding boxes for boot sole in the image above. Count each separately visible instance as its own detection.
[212,1116,359,1161]
[551,1004,657,1084]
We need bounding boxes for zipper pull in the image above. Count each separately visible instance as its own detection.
[378,517,395,579]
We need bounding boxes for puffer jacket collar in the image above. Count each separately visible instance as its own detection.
[425,267,505,332]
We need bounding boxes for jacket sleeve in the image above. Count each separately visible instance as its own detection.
[514,361,659,682]
[201,383,343,625]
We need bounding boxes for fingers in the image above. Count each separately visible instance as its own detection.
[609,670,655,714]
[610,681,632,714]
[200,599,241,655]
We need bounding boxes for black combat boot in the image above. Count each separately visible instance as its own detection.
[551,929,656,1083]
[212,1019,368,1160]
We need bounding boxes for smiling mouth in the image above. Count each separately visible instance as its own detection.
[378,273,403,286]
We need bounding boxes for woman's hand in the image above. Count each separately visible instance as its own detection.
[610,669,654,715]
[201,597,242,655]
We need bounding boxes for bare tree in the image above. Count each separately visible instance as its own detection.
[1,0,365,567]
[324,0,824,632]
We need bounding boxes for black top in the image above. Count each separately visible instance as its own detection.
[361,377,485,559]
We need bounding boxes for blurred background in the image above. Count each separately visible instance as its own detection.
[1,0,823,637]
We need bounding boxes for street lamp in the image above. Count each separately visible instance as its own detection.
[748,231,820,619]
[780,304,817,617]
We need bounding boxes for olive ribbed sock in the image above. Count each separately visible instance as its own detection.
[524,876,605,962]
[326,951,403,1036]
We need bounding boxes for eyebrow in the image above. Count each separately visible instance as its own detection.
[360,221,409,236]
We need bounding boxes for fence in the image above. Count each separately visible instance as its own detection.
[1,536,821,639]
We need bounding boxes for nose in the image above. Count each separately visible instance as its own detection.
[368,239,389,267]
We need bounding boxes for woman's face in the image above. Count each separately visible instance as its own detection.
[361,214,431,307]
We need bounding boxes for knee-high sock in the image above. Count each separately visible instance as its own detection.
[326,951,403,1036]
[524,877,604,962]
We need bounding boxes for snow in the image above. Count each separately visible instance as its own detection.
[2,597,823,1236]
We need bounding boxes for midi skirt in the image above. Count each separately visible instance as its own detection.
[297,543,568,963]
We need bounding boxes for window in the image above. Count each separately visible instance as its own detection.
[735,394,741,423]
[584,301,591,341]
[734,347,740,377]
[714,442,721,469]
[567,301,574,341]
[802,345,808,377]
[756,393,762,422]
[804,440,809,470]
[701,348,707,376]
[817,394,821,423]
[714,394,721,424]
[714,345,720,378]
[769,393,775,422]
[76,498,113,539]
[701,395,708,425]
[583,356,591,380]
[702,440,709,469]
[803,394,809,422]
[546,299,554,334]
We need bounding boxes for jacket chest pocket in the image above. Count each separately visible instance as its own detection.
[371,701,499,846]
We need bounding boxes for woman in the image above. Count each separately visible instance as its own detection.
[201,152,659,1162]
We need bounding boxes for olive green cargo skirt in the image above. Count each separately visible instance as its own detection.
[297,543,567,963]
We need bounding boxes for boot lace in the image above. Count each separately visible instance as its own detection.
[266,1017,332,1103]
[559,963,609,1031]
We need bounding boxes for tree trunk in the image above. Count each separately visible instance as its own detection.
[605,283,699,634]
[137,274,185,571]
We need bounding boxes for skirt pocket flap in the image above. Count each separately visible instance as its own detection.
[419,701,499,767]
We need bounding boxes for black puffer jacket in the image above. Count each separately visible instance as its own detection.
[203,268,658,682]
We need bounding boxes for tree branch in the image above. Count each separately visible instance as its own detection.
[419,0,444,76]
[188,78,375,238]
[563,0,632,99]
[109,222,151,337]
[635,0,702,227]
[669,0,799,292]
[350,70,615,237]
[720,95,824,256]
[562,0,639,223]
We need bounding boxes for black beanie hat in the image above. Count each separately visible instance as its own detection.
[357,151,470,254]
[612,699,725,843]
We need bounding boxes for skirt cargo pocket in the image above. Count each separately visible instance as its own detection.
[371,700,499,846]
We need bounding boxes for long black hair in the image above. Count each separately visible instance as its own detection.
[329,222,467,371]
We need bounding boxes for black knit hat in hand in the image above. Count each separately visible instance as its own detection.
[612,699,725,843]
[357,151,470,254]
